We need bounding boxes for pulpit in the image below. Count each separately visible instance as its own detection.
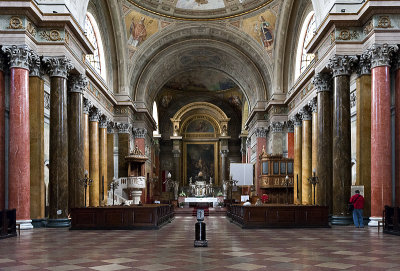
[125,146,148,204]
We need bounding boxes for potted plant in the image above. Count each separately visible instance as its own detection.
[178,191,186,207]
[261,194,269,204]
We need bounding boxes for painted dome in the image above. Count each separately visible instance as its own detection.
[126,0,274,20]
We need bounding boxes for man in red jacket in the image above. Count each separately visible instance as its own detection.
[349,190,365,228]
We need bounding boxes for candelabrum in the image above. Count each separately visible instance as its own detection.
[163,172,174,204]
[225,176,238,205]
[108,178,119,206]
[79,170,93,207]
[285,175,290,204]
[307,169,319,205]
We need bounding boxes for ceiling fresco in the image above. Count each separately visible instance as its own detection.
[164,69,237,92]
[126,0,275,20]
[122,0,279,60]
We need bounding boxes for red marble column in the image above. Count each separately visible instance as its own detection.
[369,44,394,226]
[255,128,267,197]
[395,62,400,207]
[0,56,5,210]
[3,45,32,228]
[287,123,294,159]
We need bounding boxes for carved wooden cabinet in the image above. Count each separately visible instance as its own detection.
[259,152,294,204]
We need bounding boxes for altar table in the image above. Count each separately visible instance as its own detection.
[184,197,218,207]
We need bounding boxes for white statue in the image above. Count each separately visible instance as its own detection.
[173,181,179,200]
[222,180,227,199]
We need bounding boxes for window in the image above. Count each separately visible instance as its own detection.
[295,11,316,79]
[153,101,159,136]
[85,13,106,79]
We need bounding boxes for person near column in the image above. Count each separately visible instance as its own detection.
[349,190,365,228]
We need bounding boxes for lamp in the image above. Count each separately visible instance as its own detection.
[285,175,290,204]
[108,177,119,206]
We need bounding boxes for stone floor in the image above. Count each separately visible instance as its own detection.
[1,216,400,271]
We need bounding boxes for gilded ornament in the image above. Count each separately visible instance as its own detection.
[26,22,36,37]
[337,30,359,41]
[377,16,392,28]
[8,16,23,29]
[40,30,63,41]
[363,20,373,34]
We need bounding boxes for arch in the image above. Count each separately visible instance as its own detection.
[170,102,230,137]
[128,22,273,112]
[295,11,315,79]
[85,12,107,79]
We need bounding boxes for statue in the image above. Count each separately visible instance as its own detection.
[222,180,227,199]
[173,181,179,200]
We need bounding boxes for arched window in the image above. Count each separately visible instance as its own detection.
[295,11,316,79]
[153,101,159,136]
[85,13,106,79]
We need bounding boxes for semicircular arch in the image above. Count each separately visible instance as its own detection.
[129,22,273,111]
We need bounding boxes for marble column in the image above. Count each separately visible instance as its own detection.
[240,135,247,163]
[83,98,91,205]
[43,57,73,227]
[0,53,6,210]
[107,122,115,203]
[292,114,302,204]
[3,46,32,228]
[255,128,267,197]
[369,44,395,226]
[117,123,131,178]
[172,139,181,187]
[287,121,294,159]
[68,75,87,208]
[300,106,312,205]
[309,98,318,204]
[29,53,45,223]
[394,53,400,207]
[99,115,108,206]
[221,149,229,184]
[133,128,147,202]
[270,122,284,154]
[313,73,332,210]
[356,53,372,217]
[89,107,100,207]
[328,55,355,224]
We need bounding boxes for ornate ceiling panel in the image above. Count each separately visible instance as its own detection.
[126,0,274,20]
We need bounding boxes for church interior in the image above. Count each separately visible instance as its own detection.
[1,0,400,270]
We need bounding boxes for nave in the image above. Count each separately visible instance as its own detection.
[0,216,399,271]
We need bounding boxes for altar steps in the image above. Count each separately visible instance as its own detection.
[174,207,227,217]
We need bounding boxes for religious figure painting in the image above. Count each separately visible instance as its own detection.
[176,0,225,10]
[186,119,214,133]
[186,144,215,182]
[241,9,276,51]
[125,10,158,49]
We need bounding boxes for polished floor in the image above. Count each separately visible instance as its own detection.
[1,216,400,271]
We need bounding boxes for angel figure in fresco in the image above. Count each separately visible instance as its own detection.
[128,16,147,47]
[254,15,273,50]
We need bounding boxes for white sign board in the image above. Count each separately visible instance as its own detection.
[241,195,250,202]
[230,163,253,186]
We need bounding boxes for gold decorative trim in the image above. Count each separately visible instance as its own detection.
[126,0,274,21]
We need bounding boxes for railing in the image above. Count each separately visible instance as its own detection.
[106,176,146,205]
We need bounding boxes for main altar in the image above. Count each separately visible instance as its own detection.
[188,172,214,197]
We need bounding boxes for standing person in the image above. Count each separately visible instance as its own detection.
[349,190,365,228]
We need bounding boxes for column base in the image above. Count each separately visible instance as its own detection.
[47,218,70,228]
[32,218,47,228]
[368,216,382,227]
[331,215,353,226]
[16,219,34,230]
